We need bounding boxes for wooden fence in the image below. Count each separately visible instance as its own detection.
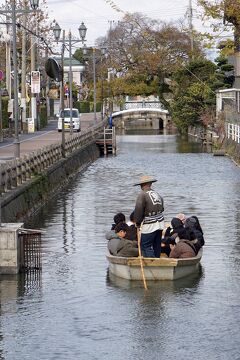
[0,121,105,195]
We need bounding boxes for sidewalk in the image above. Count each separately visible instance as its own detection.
[0,113,101,161]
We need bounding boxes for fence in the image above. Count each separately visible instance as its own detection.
[124,101,164,110]
[19,230,42,271]
[0,120,106,195]
[226,122,240,143]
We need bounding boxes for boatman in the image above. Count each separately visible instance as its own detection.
[134,175,164,258]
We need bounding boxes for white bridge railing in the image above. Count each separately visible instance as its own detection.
[227,122,240,143]
[124,101,164,110]
[0,121,106,195]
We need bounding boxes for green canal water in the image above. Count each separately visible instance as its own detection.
[0,132,240,360]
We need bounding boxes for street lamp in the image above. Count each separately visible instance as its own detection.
[30,0,39,10]
[53,22,61,42]
[53,22,87,135]
[78,22,87,42]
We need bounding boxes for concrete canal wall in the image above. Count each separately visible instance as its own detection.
[0,142,100,223]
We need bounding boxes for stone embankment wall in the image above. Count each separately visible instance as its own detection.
[221,138,240,165]
[188,124,240,165]
[1,142,100,223]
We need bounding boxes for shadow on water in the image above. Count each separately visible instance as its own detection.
[106,265,204,294]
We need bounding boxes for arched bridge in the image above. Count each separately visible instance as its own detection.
[112,107,170,130]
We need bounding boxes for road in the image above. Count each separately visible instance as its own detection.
[0,113,100,161]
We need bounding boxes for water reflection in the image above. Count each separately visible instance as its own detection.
[1,131,240,360]
[0,271,42,304]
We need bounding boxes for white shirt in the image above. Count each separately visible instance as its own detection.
[141,220,165,234]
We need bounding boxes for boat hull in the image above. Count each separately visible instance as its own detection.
[106,250,202,281]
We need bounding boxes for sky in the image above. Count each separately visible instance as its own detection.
[45,0,196,45]
[0,0,234,58]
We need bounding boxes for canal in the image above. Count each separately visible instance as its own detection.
[0,131,240,360]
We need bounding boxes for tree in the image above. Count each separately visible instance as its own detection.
[198,0,240,51]
[95,13,203,108]
[171,57,234,132]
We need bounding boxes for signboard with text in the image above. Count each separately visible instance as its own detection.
[31,71,40,94]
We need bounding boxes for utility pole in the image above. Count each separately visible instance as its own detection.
[11,0,20,158]
[5,16,11,100]
[188,0,194,59]
[60,30,66,157]
[45,46,50,119]
[93,48,97,124]
[30,32,36,127]
[69,30,73,135]
[21,0,27,132]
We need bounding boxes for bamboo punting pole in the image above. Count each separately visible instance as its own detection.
[137,228,148,290]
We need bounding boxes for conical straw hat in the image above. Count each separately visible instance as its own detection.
[133,175,157,186]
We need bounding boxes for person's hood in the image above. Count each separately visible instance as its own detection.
[171,217,183,229]
[185,217,197,229]
[105,230,118,240]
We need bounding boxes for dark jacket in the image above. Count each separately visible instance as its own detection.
[164,220,195,244]
[126,224,137,241]
[134,189,164,227]
[185,217,205,247]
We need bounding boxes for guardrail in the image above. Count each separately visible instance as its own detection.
[0,120,106,195]
[226,122,240,143]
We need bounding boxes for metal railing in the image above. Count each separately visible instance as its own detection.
[0,120,106,195]
[19,230,42,271]
[124,101,164,110]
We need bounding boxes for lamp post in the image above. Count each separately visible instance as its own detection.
[53,22,87,135]
[83,46,107,124]
[10,0,39,158]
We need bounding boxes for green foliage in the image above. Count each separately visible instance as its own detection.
[39,105,48,129]
[73,49,84,63]
[171,57,234,132]
[74,101,90,113]
[1,97,9,128]
[96,102,102,112]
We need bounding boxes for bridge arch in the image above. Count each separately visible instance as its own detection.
[111,108,169,130]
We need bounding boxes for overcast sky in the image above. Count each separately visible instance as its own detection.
[46,0,192,45]
[0,0,233,59]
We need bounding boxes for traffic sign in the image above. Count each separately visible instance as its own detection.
[0,70,4,81]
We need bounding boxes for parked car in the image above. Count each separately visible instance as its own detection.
[57,108,81,132]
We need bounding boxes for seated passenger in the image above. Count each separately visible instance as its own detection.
[176,213,186,224]
[126,211,137,241]
[107,222,139,257]
[106,212,127,240]
[111,212,126,230]
[185,216,205,247]
[163,229,197,259]
[163,217,185,243]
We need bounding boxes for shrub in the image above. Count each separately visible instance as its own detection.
[39,105,48,128]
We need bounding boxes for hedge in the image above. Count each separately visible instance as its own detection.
[39,105,48,129]
[74,100,102,113]
[1,98,9,128]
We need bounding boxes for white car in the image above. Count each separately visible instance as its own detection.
[57,108,81,132]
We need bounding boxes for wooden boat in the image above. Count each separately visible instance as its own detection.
[106,249,202,281]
